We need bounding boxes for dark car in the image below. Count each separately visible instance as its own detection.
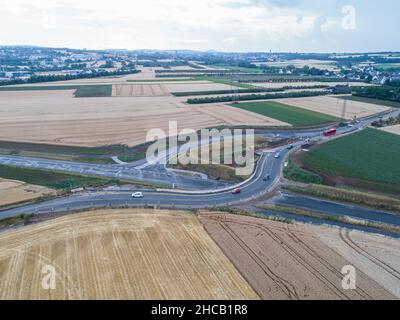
[287,144,294,150]
[263,175,271,181]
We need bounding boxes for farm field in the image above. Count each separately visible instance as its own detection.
[0,90,288,147]
[0,178,55,208]
[112,84,170,97]
[229,101,341,127]
[255,59,339,71]
[338,95,400,108]
[374,63,400,71]
[163,82,243,92]
[381,124,400,136]
[199,212,397,300]
[274,95,390,119]
[0,164,115,190]
[111,81,240,97]
[301,128,400,192]
[0,209,258,300]
[253,81,367,89]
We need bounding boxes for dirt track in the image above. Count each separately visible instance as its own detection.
[0,209,258,300]
[199,212,396,300]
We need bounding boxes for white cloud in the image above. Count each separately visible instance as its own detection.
[1,0,399,52]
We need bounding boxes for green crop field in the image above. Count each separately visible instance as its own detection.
[302,128,400,188]
[74,85,112,97]
[229,101,341,126]
[374,63,400,71]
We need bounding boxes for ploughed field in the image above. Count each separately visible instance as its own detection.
[0,209,258,300]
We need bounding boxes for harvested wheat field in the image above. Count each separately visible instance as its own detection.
[0,209,259,300]
[380,124,400,136]
[318,229,400,299]
[274,95,390,119]
[112,84,170,97]
[0,90,288,147]
[164,82,242,93]
[0,178,55,208]
[199,212,397,300]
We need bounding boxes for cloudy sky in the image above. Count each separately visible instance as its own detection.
[2,0,399,52]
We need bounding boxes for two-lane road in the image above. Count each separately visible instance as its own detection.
[0,150,287,218]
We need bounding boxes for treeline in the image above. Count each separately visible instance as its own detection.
[173,85,330,97]
[155,69,231,73]
[0,69,139,86]
[372,114,400,128]
[236,77,358,83]
[352,82,400,103]
[187,91,329,104]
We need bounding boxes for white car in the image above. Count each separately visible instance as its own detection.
[132,192,144,198]
[274,153,281,159]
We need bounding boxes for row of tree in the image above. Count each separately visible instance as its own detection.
[0,69,140,86]
[352,81,400,103]
[187,91,329,104]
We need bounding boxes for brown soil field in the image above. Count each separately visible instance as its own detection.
[0,178,55,208]
[380,124,400,136]
[0,209,258,300]
[0,90,288,147]
[274,95,390,119]
[199,212,397,300]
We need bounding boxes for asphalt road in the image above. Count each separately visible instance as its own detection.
[1,108,399,223]
[0,151,285,218]
[271,192,400,227]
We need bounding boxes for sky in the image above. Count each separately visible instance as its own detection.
[1,0,399,52]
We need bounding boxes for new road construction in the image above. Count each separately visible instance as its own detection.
[1,108,399,225]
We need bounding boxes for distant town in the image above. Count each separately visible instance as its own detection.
[1,46,400,86]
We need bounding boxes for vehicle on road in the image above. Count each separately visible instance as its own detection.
[231,188,241,194]
[263,175,271,181]
[132,192,144,198]
[274,152,281,159]
[324,128,337,137]
[287,145,294,150]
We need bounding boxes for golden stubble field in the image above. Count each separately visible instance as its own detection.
[274,95,390,119]
[380,124,400,136]
[0,209,259,300]
[200,212,399,300]
[0,89,288,147]
[0,178,55,207]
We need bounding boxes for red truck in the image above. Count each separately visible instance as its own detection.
[323,128,337,137]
